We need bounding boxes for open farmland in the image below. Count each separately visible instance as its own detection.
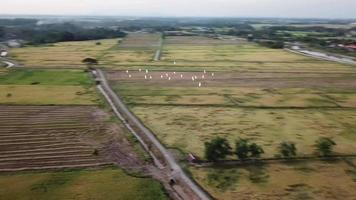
[0,167,168,200]
[152,36,356,72]
[100,33,161,66]
[190,159,356,200]
[0,105,113,170]
[8,33,162,69]
[0,69,99,105]
[109,69,356,158]
[107,35,356,200]
[9,39,118,68]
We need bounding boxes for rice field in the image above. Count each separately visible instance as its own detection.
[9,39,119,68]
[106,35,356,199]
[190,159,356,200]
[0,69,99,105]
[0,106,112,171]
[0,167,168,200]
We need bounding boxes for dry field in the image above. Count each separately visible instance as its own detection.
[0,105,116,171]
[190,159,356,200]
[153,36,356,72]
[109,68,356,158]
[9,39,118,68]
[100,33,161,66]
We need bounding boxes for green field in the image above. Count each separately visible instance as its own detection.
[0,69,99,105]
[0,167,168,200]
[0,69,92,86]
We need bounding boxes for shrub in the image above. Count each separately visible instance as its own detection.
[82,57,98,65]
[235,138,250,160]
[235,138,264,160]
[278,142,297,158]
[315,137,336,156]
[204,137,232,162]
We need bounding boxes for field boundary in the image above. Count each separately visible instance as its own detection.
[191,154,356,168]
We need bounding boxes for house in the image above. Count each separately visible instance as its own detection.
[0,50,8,57]
[344,44,356,51]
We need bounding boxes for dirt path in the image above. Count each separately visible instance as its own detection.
[154,34,164,61]
[94,69,212,200]
[0,58,19,68]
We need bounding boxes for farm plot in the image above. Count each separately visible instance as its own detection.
[100,33,161,66]
[9,39,118,68]
[190,159,356,200]
[109,70,356,158]
[155,36,356,72]
[0,105,114,171]
[0,167,168,200]
[0,69,99,105]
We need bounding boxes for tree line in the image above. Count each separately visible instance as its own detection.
[204,136,337,162]
[0,22,126,44]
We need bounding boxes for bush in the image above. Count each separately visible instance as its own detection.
[315,137,336,156]
[235,138,250,160]
[249,143,264,158]
[278,142,297,158]
[204,137,232,162]
[82,58,98,65]
[235,138,264,160]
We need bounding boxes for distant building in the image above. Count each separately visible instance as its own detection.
[344,44,356,51]
[6,40,22,48]
[0,51,8,57]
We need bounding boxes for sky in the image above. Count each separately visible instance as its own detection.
[1,0,356,19]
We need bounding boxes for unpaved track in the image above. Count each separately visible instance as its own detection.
[95,69,211,200]
[0,56,19,68]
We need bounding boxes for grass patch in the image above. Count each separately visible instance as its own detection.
[0,85,99,105]
[0,167,168,200]
[0,69,92,86]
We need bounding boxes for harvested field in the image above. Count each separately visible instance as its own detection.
[164,36,243,46]
[9,39,118,68]
[100,33,161,65]
[0,105,117,171]
[109,70,356,90]
[118,33,161,49]
[131,106,356,158]
[190,159,356,200]
[109,69,356,158]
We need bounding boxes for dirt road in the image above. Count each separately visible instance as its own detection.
[95,69,211,200]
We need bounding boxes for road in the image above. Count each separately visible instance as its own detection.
[95,69,211,200]
[286,48,356,65]
[154,34,164,61]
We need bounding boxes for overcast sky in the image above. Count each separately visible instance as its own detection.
[1,0,355,19]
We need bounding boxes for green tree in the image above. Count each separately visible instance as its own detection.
[278,142,297,158]
[204,137,232,162]
[82,57,98,65]
[249,143,264,158]
[315,137,336,156]
[235,139,264,160]
[235,138,250,160]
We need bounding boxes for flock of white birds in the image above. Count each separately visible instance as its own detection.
[124,68,215,87]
